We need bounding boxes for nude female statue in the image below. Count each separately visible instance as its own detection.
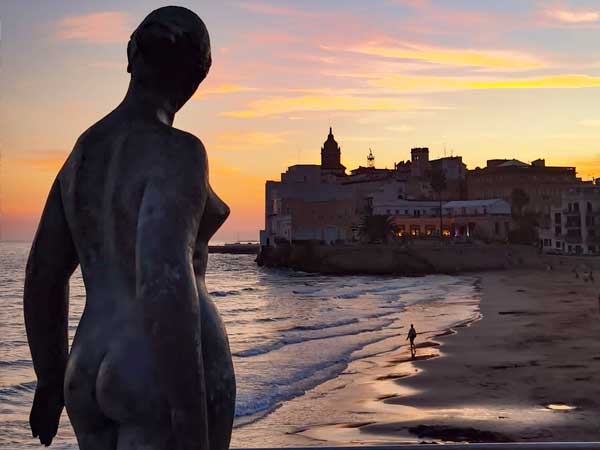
[23,7,235,449]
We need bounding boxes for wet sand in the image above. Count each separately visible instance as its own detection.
[234,267,600,446]
[302,268,600,444]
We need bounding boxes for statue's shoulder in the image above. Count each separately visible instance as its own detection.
[162,127,208,172]
[167,127,207,154]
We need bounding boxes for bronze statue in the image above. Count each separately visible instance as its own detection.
[23,6,235,449]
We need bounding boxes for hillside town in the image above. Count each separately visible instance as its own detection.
[260,128,600,256]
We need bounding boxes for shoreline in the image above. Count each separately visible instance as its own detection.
[233,267,600,446]
[231,274,482,447]
[309,268,600,444]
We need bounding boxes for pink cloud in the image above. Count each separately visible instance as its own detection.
[244,31,300,45]
[54,11,131,43]
[545,8,600,24]
[239,2,318,18]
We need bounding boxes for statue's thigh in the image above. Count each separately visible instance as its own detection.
[116,423,175,450]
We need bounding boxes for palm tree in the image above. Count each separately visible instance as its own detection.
[359,214,399,243]
[430,168,447,237]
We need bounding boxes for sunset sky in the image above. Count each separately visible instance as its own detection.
[1,0,600,242]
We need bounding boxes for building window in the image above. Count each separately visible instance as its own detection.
[556,241,561,249]
[495,222,500,235]
[410,225,420,237]
[442,227,451,237]
[425,225,436,236]
[397,225,406,237]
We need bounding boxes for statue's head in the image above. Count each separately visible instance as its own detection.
[127,6,211,111]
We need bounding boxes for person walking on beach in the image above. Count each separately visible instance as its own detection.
[407,324,417,358]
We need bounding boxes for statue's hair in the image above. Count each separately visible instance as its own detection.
[127,6,211,86]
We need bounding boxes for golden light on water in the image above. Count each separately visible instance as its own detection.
[545,403,577,411]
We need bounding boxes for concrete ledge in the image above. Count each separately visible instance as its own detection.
[234,443,600,450]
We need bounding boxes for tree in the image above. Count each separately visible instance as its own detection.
[430,168,447,238]
[509,188,537,244]
[359,215,399,243]
[510,188,529,218]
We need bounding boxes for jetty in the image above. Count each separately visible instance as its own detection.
[209,242,260,255]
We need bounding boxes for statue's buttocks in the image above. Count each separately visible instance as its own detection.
[24,7,235,450]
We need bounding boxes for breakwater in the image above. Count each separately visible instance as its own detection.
[257,242,542,275]
[209,244,260,254]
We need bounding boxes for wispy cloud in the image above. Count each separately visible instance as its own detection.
[54,11,130,43]
[545,8,600,24]
[341,41,545,70]
[370,74,600,92]
[238,2,318,18]
[10,150,68,173]
[386,125,414,132]
[221,95,422,118]
[213,131,288,150]
[194,84,256,98]
[580,119,600,127]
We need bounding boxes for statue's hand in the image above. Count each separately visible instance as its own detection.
[30,383,64,446]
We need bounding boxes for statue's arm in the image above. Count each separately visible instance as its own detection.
[136,137,210,449]
[23,177,78,445]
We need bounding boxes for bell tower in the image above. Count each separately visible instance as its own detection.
[321,127,346,176]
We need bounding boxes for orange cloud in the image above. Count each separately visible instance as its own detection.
[343,41,545,70]
[11,151,68,173]
[54,11,131,43]
[545,8,600,24]
[2,152,68,223]
[221,95,421,118]
[580,119,600,127]
[370,74,600,92]
[212,131,288,151]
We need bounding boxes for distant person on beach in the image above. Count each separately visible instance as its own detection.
[407,324,417,358]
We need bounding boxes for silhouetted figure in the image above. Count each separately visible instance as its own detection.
[407,324,417,358]
[23,7,235,450]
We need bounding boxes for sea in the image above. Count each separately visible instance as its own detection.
[0,241,480,449]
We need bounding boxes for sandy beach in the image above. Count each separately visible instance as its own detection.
[233,265,600,446]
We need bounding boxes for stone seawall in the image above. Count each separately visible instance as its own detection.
[257,242,544,275]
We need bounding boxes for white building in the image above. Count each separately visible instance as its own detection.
[443,199,511,217]
[540,185,600,255]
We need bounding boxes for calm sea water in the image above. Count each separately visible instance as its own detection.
[0,242,478,449]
